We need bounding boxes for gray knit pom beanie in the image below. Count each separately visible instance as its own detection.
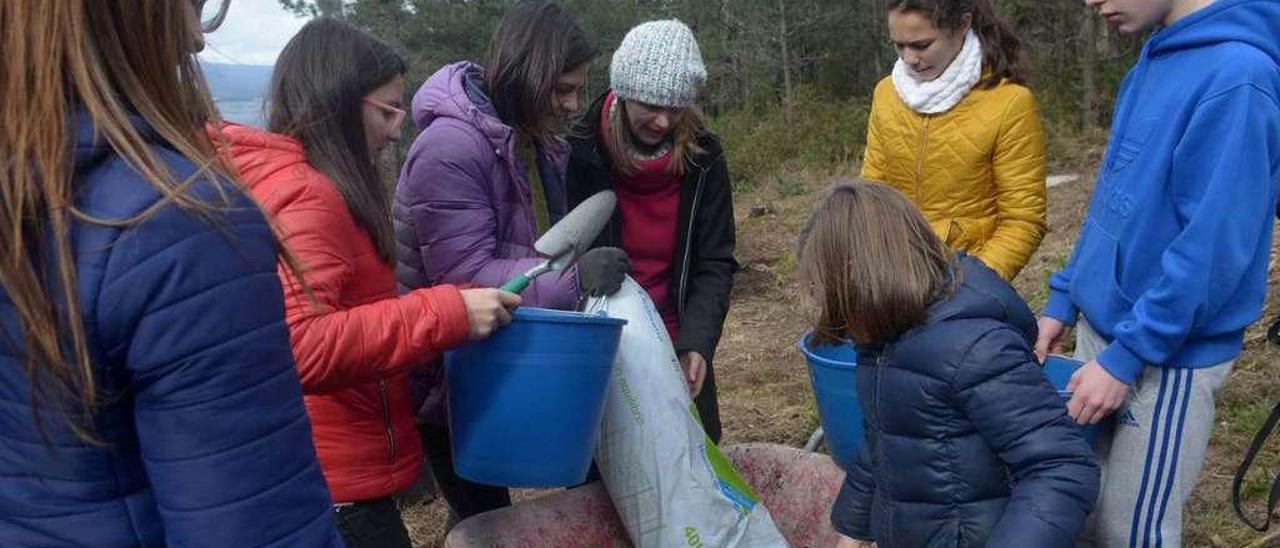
[609,20,707,108]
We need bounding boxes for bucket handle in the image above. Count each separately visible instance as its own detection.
[580,293,611,317]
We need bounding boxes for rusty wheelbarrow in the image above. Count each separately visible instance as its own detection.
[443,443,846,548]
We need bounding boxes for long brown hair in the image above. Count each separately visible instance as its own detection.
[798,181,956,346]
[267,18,406,263]
[886,0,1029,88]
[0,0,229,439]
[485,0,598,148]
[606,99,707,177]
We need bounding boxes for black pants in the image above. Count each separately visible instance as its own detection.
[419,422,512,524]
[694,358,722,444]
[332,497,412,548]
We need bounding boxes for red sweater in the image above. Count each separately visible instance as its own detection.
[602,92,682,340]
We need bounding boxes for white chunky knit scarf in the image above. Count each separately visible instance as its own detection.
[891,30,982,114]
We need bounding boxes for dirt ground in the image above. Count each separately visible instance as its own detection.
[404,165,1280,547]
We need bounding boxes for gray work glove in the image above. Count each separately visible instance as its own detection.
[577,247,630,297]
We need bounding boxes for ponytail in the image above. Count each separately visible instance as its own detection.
[969,0,1028,87]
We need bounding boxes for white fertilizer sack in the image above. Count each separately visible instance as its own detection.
[584,278,788,548]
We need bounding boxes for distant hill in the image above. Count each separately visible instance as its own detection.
[201,62,273,102]
[201,62,273,126]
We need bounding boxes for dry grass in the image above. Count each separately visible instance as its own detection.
[405,154,1280,546]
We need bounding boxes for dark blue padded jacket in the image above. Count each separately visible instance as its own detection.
[832,255,1099,547]
[0,112,343,547]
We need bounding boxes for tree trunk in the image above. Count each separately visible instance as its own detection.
[871,0,889,82]
[719,0,741,111]
[1080,5,1098,130]
[778,0,793,120]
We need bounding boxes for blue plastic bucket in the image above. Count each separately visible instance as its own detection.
[445,307,626,487]
[799,332,863,470]
[1041,355,1101,445]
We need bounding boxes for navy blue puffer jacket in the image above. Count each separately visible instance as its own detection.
[831,255,1099,547]
[0,113,343,547]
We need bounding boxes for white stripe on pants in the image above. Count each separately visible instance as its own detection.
[1074,321,1232,548]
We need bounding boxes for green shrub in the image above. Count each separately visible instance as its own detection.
[711,85,1107,190]
[713,86,870,191]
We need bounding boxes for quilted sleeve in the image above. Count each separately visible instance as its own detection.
[951,325,1100,547]
[976,87,1048,280]
[271,179,471,393]
[99,185,343,547]
[829,441,876,541]
[859,81,891,184]
[396,123,580,309]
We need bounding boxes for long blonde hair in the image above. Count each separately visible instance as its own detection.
[0,0,229,439]
[798,180,957,346]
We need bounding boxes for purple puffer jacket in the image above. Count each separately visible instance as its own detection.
[394,61,580,309]
[395,62,581,424]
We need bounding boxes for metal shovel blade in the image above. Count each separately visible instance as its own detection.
[534,190,616,259]
[499,191,617,294]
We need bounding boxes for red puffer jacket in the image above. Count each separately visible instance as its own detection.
[213,123,471,503]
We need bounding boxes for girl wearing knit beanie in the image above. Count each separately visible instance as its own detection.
[567,19,738,444]
[862,0,1047,281]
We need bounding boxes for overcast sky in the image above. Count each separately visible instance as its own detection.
[199,1,308,66]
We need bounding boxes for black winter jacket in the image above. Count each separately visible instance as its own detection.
[566,93,738,363]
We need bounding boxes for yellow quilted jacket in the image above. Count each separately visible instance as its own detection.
[861,76,1047,280]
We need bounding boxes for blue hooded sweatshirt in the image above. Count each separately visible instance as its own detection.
[1044,0,1280,384]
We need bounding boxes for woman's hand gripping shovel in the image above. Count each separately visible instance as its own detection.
[501,190,617,294]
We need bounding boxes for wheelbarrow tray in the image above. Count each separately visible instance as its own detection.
[444,443,846,547]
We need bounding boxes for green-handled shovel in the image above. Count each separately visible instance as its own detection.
[500,190,617,294]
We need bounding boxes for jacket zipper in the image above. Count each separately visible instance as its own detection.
[913,117,931,203]
[379,379,396,462]
[872,351,889,541]
[677,167,707,322]
[871,353,885,433]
